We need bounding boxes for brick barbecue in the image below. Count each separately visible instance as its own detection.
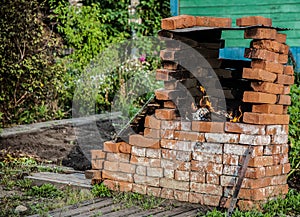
[86,15,294,210]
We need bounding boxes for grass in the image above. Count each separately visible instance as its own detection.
[1,154,300,217]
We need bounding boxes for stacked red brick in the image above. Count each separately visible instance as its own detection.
[86,15,293,211]
[240,16,294,125]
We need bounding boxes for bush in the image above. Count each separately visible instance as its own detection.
[0,0,70,127]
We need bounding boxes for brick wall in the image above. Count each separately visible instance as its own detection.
[87,15,294,210]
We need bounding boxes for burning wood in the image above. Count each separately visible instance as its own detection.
[191,86,243,122]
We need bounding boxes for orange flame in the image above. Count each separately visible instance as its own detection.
[199,86,206,93]
[230,106,242,123]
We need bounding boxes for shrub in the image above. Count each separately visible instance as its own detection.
[0,0,70,127]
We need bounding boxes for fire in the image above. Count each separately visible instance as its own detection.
[230,106,242,123]
[200,96,214,112]
[199,86,206,93]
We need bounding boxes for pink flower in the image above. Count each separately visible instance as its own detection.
[138,54,146,62]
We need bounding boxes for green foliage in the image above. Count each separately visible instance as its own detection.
[288,74,300,179]
[0,0,70,127]
[91,183,112,197]
[26,183,64,198]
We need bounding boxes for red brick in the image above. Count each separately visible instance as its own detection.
[248,156,274,167]
[155,89,178,100]
[85,169,101,180]
[133,174,160,186]
[203,195,222,206]
[242,177,272,188]
[129,134,160,149]
[278,54,288,64]
[283,65,294,75]
[163,62,178,70]
[276,74,295,85]
[252,40,281,53]
[265,184,288,198]
[103,141,120,153]
[223,154,239,165]
[276,33,287,43]
[149,158,161,168]
[265,165,282,176]
[243,112,289,124]
[277,95,291,105]
[164,101,176,109]
[131,146,146,157]
[91,150,106,160]
[161,139,193,151]
[190,171,206,183]
[190,182,222,196]
[205,133,239,144]
[130,156,149,167]
[106,153,130,163]
[196,16,232,27]
[132,184,147,194]
[245,48,279,62]
[118,181,133,192]
[188,192,204,203]
[147,186,161,197]
[161,15,196,30]
[242,68,277,82]
[104,161,118,171]
[236,16,272,27]
[156,69,183,81]
[119,162,136,174]
[243,91,277,104]
[174,131,205,141]
[161,129,175,139]
[251,82,283,94]
[206,173,219,185]
[245,167,266,179]
[160,178,190,191]
[175,170,190,181]
[282,163,291,174]
[252,104,283,114]
[283,85,291,94]
[225,122,265,135]
[155,109,176,120]
[144,128,160,139]
[239,188,266,200]
[239,134,270,146]
[244,28,277,39]
[191,121,224,133]
[118,142,132,154]
[102,170,133,182]
[161,120,181,130]
[174,190,189,202]
[102,179,118,191]
[91,159,104,170]
[145,115,161,129]
[251,60,283,74]
[147,167,163,177]
[161,17,176,30]
[279,44,289,55]
[237,200,261,211]
[161,188,174,199]
[282,144,289,154]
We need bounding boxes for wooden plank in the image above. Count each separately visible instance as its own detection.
[74,203,118,216]
[129,207,168,217]
[172,209,199,217]
[97,206,141,217]
[52,199,114,217]
[153,206,195,217]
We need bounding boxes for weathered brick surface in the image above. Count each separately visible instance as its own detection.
[85,169,102,180]
[174,131,205,141]
[191,121,224,133]
[144,128,160,139]
[236,16,272,27]
[251,82,283,94]
[144,115,161,129]
[276,74,295,85]
[174,190,189,202]
[134,174,160,186]
[277,95,291,105]
[129,134,160,149]
[242,68,277,82]
[225,122,265,135]
[276,33,287,43]
[239,134,271,145]
[243,91,277,104]
[196,16,232,27]
[155,109,177,120]
[252,104,283,114]
[243,112,289,125]
[205,133,239,143]
[244,28,277,39]
[244,48,278,62]
[102,170,133,182]
[161,15,196,30]
[251,60,283,74]
[161,188,175,199]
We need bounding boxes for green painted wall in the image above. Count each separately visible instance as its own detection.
[179,0,300,47]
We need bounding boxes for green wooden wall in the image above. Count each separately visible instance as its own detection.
[179,0,300,47]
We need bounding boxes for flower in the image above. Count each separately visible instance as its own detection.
[138,54,146,62]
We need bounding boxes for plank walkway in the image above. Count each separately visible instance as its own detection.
[25,171,207,217]
[28,197,202,217]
